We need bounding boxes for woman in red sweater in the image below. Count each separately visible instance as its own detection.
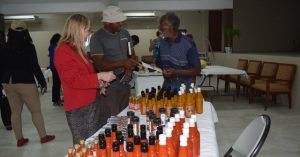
[54,14,116,145]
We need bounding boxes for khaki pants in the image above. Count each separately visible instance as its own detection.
[2,83,47,140]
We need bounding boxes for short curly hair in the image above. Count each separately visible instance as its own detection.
[159,12,180,31]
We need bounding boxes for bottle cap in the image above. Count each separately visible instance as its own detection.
[99,139,106,149]
[189,88,193,93]
[169,117,175,124]
[191,115,197,121]
[132,116,140,123]
[153,118,162,125]
[113,142,119,152]
[141,142,148,153]
[191,83,195,88]
[111,124,118,132]
[117,135,124,144]
[175,114,180,122]
[127,111,135,117]
[171,108,178,114]
[126,142,134,152]
[149,136,156,145]
[167,122,174,129]
[180,135,187,142]
[105,128,111,137]
[179,110,185,118]
[159,107,166,113]
[98,134,105,140]
[189,118,196,127]
[183,122,190,129]
[182,128,189,137]
[134,136,141,145]
[159,134,166,145]
[128,124,133,130]
[165,128,172,137]
[180,140,188,147]
[197,87,201,92]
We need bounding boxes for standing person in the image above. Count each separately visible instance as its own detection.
[89,6,138,118]
[149,31,162,63]
[0,30,12,131]
[54,14,116,145]
[1,21,55,147]
[156,12,200,90]
[48,33,62,106]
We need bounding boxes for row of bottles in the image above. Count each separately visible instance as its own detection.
[68,110,200,157]
[139,83,204,118]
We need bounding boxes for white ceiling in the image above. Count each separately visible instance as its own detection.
[0,0,233,15]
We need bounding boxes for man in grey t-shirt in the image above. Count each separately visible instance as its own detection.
[89,6,138,117]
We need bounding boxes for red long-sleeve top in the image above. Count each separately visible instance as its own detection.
[54,43,99,111]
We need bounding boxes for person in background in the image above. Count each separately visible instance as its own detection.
[156,12,200,90]
[149,31,161,63]
[54,14,116,145]
[89,6,138,119]
[1,21,55,147]
[48,33,62,106]
[0,30,12,131]
[131,35,140,47]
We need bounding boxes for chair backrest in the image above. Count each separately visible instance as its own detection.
[275,63,297,88]
[259,62,278,79]
[236,59,248,70]
[224,115,271,157]
[247,60,261,76]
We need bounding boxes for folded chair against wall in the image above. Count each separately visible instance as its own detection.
[216,59,248,93]
[224,114,271,157]
[236,62,278,98]
[249,63,297,110]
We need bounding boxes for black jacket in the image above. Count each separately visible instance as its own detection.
[0,42,46,87]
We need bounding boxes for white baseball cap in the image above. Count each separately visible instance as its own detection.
[102,6,127,23]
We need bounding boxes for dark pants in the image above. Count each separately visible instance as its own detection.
[51,68,61,103]
[100,83,130,120]
[65,94,106,145]
[0,89,12,128]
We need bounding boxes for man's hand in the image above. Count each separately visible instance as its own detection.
[123,58,139,70]
[125,69,133,79]
[98,71,116,82]
[163,68,178,78]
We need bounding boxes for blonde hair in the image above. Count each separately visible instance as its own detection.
[58,14,90,63]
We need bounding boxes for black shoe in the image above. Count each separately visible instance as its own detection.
[5,125,12,131]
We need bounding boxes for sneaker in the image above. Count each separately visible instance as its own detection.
[40,135,55,144]
[17,138,29,147]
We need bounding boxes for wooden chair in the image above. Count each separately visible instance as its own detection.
[216,59,248,93]
[249,63,297,110]
[236,62,278,98]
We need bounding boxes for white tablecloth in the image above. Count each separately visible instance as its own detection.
[201,65,247,78]
[85,101,219,157]
[133,71,164,96]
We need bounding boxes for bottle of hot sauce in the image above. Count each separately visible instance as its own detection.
[127,124,134,143]
[86,144,93,157]
[157,134,168,157]
[133,136,142,157]
[189,119,200,157]
[79,140,85,152]
[165,128,176,157]
[148,136,157,157]
[178,135,188,157]
[111,124,118,143]
[195,87,204,114]
[141,142,149,157]
[117,135,126,157]
[155,126,163,152]
[112,141,120,157]
[67,148,73,157]
[126,142,134,157]
[98,138,107,157]
[105,128,112,157]
[81,148,87,157]
[93,139,100,157]
[183,128,193,157]
[140,125,147,143]
[190,115,198,128]
[179,110,185,129]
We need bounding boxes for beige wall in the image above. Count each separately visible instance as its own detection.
[233,0,300,52]
[214,52,300,110]
[5,11,208,67]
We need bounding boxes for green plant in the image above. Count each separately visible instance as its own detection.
[224,28,240,47]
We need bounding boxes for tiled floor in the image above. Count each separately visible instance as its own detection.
[0,78,300,157]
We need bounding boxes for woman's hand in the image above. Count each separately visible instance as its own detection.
[97,71,116,82]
